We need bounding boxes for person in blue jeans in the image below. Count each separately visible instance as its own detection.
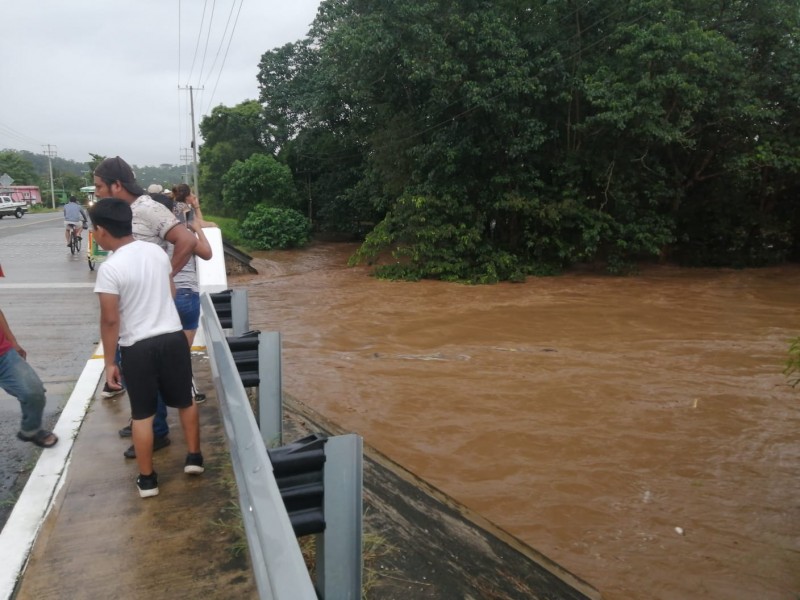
[115,184,212,457]
[0,308,58,448]
[115,345,171,458]
[93,156,198,459]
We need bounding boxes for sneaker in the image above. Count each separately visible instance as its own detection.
[192,381,206,404]
[100,383,126,399]
[124,436,171,459]
[184,452,205,474]
[118,422,132,438]
[136,472,159,498]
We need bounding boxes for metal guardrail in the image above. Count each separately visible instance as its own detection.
[200,291,364,599]
[200,293,317,599]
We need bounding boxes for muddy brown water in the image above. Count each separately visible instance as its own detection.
[231,242,800,600]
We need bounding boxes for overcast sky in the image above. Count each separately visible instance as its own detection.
[0,0,321,167]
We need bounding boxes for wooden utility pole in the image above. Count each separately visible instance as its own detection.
[179,85,204,200]
[42,144,57,208]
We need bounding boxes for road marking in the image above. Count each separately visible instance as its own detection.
[0,351,105,597]
[0,283,95,289]
[0,215,61,230]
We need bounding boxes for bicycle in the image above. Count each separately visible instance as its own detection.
[67,223,83,255]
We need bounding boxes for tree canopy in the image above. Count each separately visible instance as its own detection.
[200,0,800,280]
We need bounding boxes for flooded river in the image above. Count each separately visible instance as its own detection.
[232,242,800,600]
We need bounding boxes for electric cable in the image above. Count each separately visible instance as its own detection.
[203,0,246,114]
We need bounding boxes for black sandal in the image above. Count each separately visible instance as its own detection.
[17,429,59,448]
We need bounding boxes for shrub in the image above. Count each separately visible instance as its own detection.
[239,205,311,250]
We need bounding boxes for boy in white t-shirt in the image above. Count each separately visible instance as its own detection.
[90,197,204,498]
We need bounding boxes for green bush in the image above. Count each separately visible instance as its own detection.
[239,205,311,250]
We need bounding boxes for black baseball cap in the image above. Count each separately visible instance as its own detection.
[93,156,145,197]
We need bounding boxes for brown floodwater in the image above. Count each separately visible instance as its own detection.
[232,242,800,600]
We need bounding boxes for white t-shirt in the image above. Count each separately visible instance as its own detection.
[94,240,182,347]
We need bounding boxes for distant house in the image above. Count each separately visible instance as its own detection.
[0,185,42,205]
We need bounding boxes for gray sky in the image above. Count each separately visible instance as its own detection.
[0,0,321,167]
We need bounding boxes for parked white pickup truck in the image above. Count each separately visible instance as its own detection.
[0,195,28,218]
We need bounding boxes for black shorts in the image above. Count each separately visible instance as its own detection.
[120,331,193,420]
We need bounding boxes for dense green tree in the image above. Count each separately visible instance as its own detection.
[198,101,271,214]
[252,0,800,279]
[0,151,38,185]
[221,153,299,218]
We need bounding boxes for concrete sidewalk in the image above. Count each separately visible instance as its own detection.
[11,352,256,599]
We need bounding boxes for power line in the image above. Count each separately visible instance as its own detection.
[204,0,246,114]
[201,0,240,91]
[0,120,45,149]
[198,0,218,84]
[186,0,210,85]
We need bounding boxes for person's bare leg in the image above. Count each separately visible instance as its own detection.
[132,415,155,474]
[184,329,205,403]
[177,404,200,453]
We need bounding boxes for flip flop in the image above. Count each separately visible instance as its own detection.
[17,429,59,448]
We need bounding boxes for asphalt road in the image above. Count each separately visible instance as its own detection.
[0,211,100,524]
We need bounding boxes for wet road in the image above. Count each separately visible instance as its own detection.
[0,212,100,526]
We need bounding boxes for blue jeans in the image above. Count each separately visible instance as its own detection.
[117,345,169,437]
[0,349,46,433]
[174,289,200,331]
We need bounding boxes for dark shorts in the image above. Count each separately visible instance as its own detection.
[174,289,200,331]
[119,331,193,420]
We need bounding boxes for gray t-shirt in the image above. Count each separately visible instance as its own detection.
[63,202,86,223]
[169,200,199,292]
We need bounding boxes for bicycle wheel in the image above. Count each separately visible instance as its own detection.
[69,233,77,255]
[75,234,82,253]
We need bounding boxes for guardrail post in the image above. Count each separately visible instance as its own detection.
[231,289,250,336]
[316,434,363,599]
[209,289,249,333]
[209,289,233,328]
[259,331,282,448]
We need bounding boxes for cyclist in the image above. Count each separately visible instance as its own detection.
[63,196,88,246]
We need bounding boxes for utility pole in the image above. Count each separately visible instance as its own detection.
[180,148,192,183]
[42,144,57,208]
[179,85,204,200]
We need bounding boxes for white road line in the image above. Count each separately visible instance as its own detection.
[0,283,95,289]
[0,346,105,598]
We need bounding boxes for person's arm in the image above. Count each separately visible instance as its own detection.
[0,309,26,359]
[164,223,198,277]
[187,219,213,260]
[187,194,216,228]
[97,293,123,390]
